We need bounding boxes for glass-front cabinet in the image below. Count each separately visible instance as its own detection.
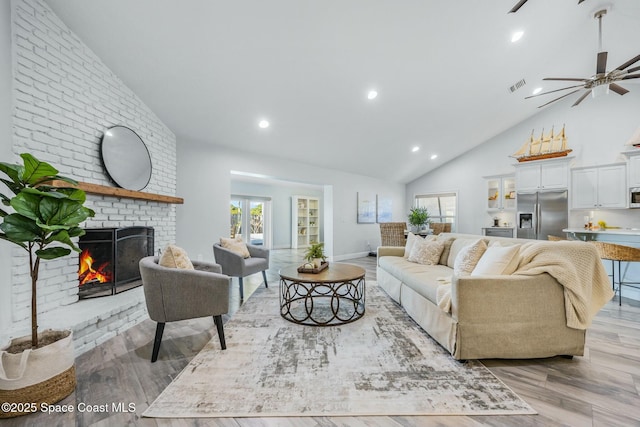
[485,174,516,211]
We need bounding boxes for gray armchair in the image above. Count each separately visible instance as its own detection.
[139,256,230,362]
[213,243,269,301]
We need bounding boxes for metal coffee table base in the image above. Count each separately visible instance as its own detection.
[279,277,365,326]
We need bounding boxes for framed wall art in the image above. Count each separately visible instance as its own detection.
[357,192,376,224]
[376,195,392,223]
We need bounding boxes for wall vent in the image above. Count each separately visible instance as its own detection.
[508,79,527,93]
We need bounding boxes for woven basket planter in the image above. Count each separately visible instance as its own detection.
[0,330,76,418]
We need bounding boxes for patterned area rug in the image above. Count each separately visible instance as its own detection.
[143,281,536,418]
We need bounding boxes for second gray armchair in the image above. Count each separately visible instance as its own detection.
[139,256,230,363]
[213,243,269,301]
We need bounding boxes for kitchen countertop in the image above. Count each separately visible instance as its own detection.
[563,228,640,236]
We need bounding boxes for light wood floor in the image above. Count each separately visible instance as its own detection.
[6,249,640,426]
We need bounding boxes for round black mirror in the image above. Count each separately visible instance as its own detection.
[100,126,152,191]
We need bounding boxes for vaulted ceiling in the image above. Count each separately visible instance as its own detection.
[46,0,640,183]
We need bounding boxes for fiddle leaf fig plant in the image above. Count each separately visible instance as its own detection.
[0,153,95,348]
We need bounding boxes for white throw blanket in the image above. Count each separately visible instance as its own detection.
[435,277,453,312]
[512,241,614,330]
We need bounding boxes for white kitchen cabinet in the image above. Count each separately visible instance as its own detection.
[484,174,516,211]
[291,196,320,248]
[515,158,570,192]
[571,163,627,209]
[626,151,640,187]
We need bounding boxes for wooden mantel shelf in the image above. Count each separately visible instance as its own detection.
[49,180,184,204]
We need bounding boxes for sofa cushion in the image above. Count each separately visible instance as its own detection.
[453,239,487,276]
[407,239,444,265]
[471,243,520,276]
[378,256,453,304]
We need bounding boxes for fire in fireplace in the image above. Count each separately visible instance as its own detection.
[79,248,113,285]
[78,227,154,299]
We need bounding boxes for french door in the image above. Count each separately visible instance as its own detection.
[230,196,271,248]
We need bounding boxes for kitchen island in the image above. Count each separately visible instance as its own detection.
[563,228,640,246]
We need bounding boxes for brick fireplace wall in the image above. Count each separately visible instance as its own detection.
[7,0,177,353]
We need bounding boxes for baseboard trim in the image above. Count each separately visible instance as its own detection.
[331,251,370,262]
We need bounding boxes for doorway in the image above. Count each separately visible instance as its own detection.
[230,196,272,248]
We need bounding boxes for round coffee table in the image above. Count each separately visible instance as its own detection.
[279,263,366,326]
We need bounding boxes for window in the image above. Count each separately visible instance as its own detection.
[414,192,457,231]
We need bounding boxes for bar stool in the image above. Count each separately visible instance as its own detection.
[590,241,640,306]
[547,235,566,241]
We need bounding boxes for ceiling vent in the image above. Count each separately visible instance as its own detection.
[508,79,527,93]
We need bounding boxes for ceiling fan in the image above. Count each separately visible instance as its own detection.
[525,9,640,108]
[509,0,586,13]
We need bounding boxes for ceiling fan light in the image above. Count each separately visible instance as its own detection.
[532,87,542,95]
[591,84,609,98]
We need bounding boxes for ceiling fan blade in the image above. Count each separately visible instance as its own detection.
[627,66,640,74]
[543,77,588,82]
[609,83,629,96]
[596,52,608,75]
[615,54,640,71]
[537,89,581,108]
[509,0,528,13]
[524,84,585,99]
[622,73,640,80]
[572,91,591,107]
[578,0,586,3]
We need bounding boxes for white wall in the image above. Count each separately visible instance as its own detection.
[177,142,406,261]
[407,89,640,300]
[3,0,178,351]
[0,0,13,346]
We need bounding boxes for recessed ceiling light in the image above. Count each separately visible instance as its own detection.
[367,90,378,100]
[532,87,542,95]
[511,31,524,43]
[430,154,438,160]
[258,120,269,129]
[411,146,420,153]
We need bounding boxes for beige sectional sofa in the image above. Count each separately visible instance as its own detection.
[377,232,613,360]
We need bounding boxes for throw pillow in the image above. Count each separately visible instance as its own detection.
[159,244,195,270]
[407,240,445,265]
[437,237,455,265]
[471,244,520,276]
[220,236,251,258]
[404,232,418,258]
[453,239,487,276]
[447,238,488,268]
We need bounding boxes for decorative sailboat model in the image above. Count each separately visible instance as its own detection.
[510,125,572,162]
[624,127,640,148]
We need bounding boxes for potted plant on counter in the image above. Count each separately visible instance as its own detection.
[0,153,95,418]
[408,206,430,233]
[304,242,326,268]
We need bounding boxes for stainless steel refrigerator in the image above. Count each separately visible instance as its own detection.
[516,190,568,240]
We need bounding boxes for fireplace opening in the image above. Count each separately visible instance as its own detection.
[78,227,154,299]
